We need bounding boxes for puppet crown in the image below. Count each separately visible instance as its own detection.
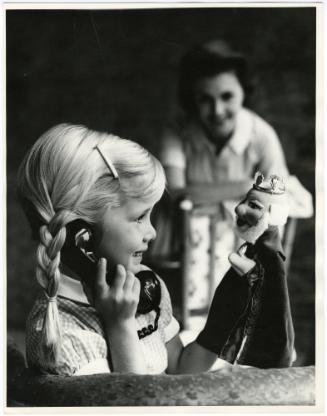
[253,172,286,195]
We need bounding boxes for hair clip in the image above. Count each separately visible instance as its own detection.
[95,144,119,179]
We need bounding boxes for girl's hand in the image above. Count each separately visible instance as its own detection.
[93,258,146,373]
[228,252,256,276]
[94,258,141,330]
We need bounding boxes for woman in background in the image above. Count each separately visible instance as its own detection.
[153,40,312,313]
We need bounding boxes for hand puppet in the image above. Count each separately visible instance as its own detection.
[197,173,295,368]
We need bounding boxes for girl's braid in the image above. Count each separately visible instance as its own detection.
[36,209,77,368]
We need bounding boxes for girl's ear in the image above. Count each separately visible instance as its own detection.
[268,203,289,226]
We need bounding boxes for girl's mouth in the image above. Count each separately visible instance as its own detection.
[132,251,144,258]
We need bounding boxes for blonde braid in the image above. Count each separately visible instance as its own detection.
[36,210,76,367]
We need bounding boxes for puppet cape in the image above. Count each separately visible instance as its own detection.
[196,227,294,368]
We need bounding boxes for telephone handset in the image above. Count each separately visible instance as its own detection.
[61,220,161,315]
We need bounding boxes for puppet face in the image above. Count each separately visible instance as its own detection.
[234,189,271,243]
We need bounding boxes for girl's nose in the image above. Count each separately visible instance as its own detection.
[143,222,157,243]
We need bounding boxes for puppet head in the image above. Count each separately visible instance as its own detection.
[234,172,289,243]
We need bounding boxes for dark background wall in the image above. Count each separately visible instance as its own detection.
[7,7,316,365]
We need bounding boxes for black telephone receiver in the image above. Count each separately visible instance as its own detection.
[61,220,161,315]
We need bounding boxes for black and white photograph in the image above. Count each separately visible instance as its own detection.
[5,1,323,411]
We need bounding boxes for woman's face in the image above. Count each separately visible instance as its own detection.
[193,71,244,142]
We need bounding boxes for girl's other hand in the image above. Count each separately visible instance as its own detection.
[94,258,141,330]
[228,252,256,276]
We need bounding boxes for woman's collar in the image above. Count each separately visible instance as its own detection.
[183,120,216,152]
[182,108,252,155]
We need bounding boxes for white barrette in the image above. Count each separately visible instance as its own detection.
[95,144,119,179]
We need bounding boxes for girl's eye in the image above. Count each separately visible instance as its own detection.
[136,214,145,224]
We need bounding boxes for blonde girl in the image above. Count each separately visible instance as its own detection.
[18,124,219,376]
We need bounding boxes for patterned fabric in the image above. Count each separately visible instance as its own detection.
[26,272,180,376]
[159,108,289,309]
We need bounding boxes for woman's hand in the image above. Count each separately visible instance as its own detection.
[94,258,141,330]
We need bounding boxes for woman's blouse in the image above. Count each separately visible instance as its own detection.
[159,107,289,185]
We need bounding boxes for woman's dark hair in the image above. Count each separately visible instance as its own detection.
[179,40,251,114]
